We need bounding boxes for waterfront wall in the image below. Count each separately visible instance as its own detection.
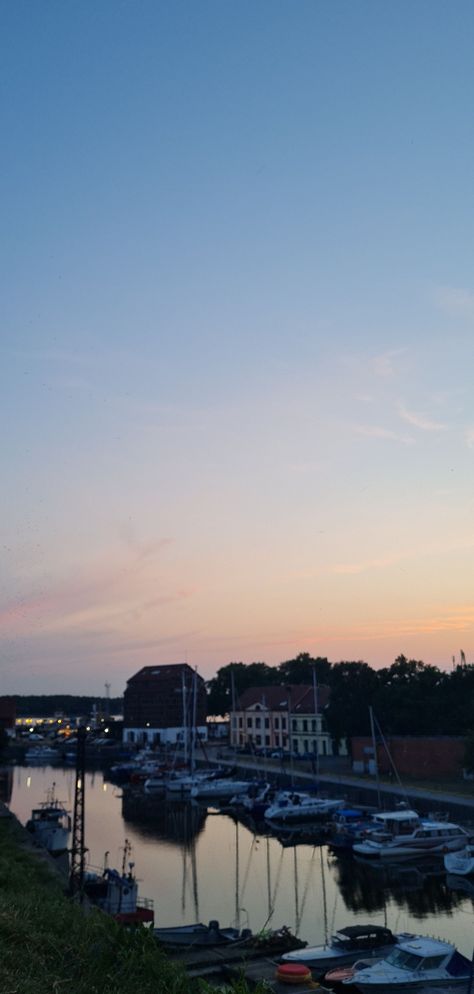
[352,735,466,778]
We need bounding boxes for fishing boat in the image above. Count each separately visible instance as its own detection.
[25,784,71,854]
[154,919,252,947]
[343,936,473,994]
[84,841,154,926]
[281,925,412,976]
[444,845,474,876]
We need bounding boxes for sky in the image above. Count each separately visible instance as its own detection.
[2,1,474,695]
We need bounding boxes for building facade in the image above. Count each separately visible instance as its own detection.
[230,684,335,756]
[122,664,207,746]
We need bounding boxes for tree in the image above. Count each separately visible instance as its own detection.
[324,661,378,745]
[206,661,277,716]
[277,652,331,686]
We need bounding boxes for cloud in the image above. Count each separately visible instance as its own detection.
[354,425,414,445]
[434,285,474,319]
[466,428,474,449]
[398,403,447,432]
[370,349,407,378]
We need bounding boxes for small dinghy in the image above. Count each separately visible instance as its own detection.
[154,919,252,947]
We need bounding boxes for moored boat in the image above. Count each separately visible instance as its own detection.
[281,924,412,976]
[444,845,474,876]
[154,919,251,947]
[26,785,71,854]
[342,936,473,994]
[354,811,469,861]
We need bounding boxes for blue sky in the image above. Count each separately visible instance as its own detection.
[2,1,474,693]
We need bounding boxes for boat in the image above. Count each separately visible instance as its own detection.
[353,809,470,860]
[84,842,154,926]
[25,745,60,764]
[154,919,252,947]
[264,790,343,825]
[281,925,412,976]
[328,807,377,850]
[190,778,252,800]
[444,845,474,875]
[343,936,473,994]
[25,785,71,854]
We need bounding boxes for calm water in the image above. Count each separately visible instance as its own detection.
[6,763,474,955]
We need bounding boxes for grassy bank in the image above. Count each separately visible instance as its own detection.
[0,814,190,994]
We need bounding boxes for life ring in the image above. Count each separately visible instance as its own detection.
[276,963,312,984]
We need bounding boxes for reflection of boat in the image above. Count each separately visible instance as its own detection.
[344,936,472,994]
[353,809,469,860]
[446,873,474,898]
[154,919,250,947]
[25,784,71,854]
[281,925,412,976]
[444,845,474,876]
[122,792,207,846]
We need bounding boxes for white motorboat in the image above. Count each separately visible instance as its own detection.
[281,924,413,976]
[190,778,251,800]
[353,809,469,860]
[25,745,60,764]
[264,790,342,825]
[444,845,474,876]
[343,936,472,994]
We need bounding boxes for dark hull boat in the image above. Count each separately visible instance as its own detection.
[154,919,251,947]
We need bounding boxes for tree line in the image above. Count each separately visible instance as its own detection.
[13,695,124,718]
[205,653,474,742]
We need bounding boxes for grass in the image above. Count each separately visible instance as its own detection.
[0,814,190,994]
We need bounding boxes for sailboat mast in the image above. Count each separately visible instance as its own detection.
[312,666,319,781]
[369,705,381,809]
[182,670,188,767]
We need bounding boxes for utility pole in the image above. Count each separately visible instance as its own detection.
[69,725,87,899]
[104,682,111,718]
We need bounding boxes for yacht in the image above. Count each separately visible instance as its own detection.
[344,936,472,994]
[264,790,342,825]
[281,924,412,976]
[354,809,469,860]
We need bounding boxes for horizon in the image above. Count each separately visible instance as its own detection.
[2,2,474,694]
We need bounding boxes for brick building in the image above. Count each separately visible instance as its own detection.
[122,664,207,746]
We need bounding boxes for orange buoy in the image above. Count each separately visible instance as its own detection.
[276,963,313,984]
[325,966,356,984]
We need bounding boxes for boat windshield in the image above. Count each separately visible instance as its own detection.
[386,949,423,970]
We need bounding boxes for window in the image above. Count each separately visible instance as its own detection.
[247,717,252,728]
[256,735,261,746]
[303,719,308,732]
[281,717,286,729]
[265,734,270,745]
[238,717,243,728]
[311,719,316,732]
[265,718,269,729]
[292,719,297,732]
[304,739,309,752]
[275,734,280,746]
[232,716,236,727]
[255,717,261,728]
[274,717,280,729]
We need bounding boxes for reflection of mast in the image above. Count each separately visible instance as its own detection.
[266,836,272,923]
[235,821,241,928]
[293,846,300,933]
[320,847,328,945]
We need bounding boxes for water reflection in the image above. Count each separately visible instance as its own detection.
[331,853,467,917]
[5,764,474,952]
[122,790,207,846]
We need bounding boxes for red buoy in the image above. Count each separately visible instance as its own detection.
[276,963,312,984]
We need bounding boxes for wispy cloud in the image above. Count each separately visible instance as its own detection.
[370,349,407,378]
[434,285,474,319]
[354,425,414,445]
[398,403,447,432]
[466,428,474,449]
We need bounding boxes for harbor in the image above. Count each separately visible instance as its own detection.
[5,757,474,983]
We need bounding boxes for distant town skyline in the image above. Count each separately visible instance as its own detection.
[2,2,474,694]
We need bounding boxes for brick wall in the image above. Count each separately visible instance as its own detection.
[352,735,465,778]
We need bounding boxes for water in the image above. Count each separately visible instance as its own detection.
[6,763,474,956]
